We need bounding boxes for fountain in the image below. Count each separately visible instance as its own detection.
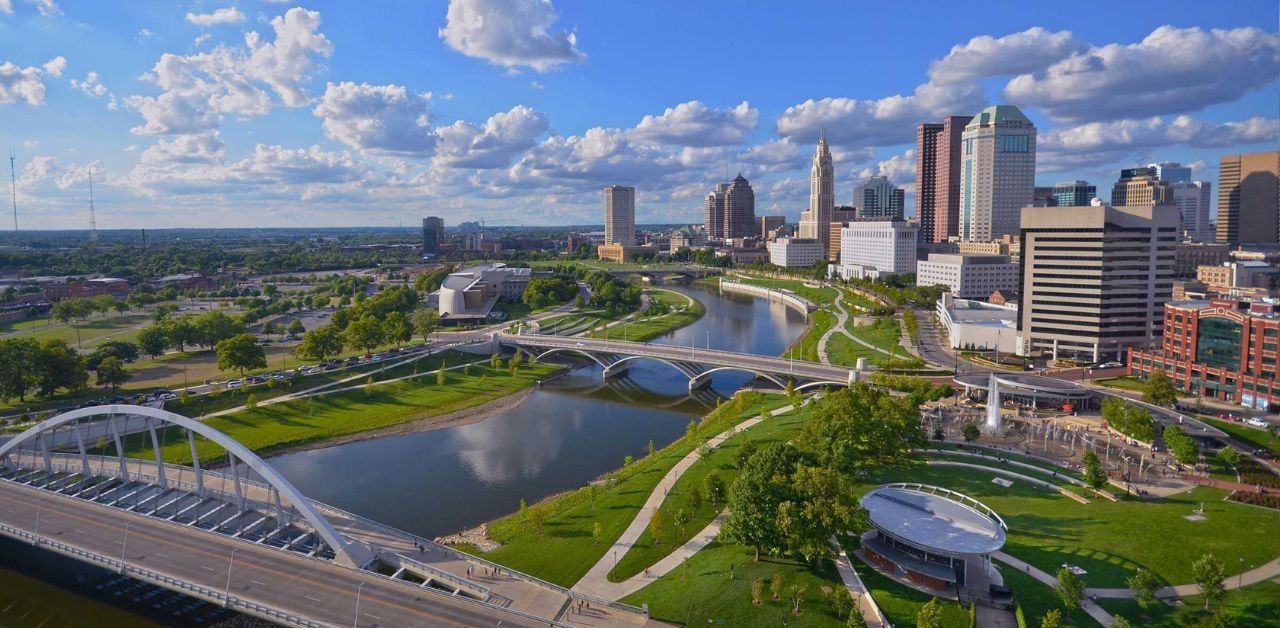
[985,373,1003,435]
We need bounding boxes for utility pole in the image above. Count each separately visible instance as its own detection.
[8,148,17,230]
[88,166,98,243]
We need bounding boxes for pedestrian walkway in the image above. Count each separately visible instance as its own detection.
[829,536,888,628]
[1087,556,1280,599]
[571,401,798,600]
[991,552,1115,626]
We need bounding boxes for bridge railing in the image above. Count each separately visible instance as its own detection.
[0,521,323,627]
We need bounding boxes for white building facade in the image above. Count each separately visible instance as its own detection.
[797,136,835,250]
[768,238,825,268]
[959,105,1036,242]
[936,293,1019,353]
[916,254,1020,299]
[1170,181,1213,242]
[836,221,919,280]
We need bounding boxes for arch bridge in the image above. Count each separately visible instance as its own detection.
[501,332,856,393]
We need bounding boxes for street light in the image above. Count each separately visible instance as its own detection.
[224,547,240,605]
[32,495,44,542]
[119,522,131,571]
[352,581,366,628]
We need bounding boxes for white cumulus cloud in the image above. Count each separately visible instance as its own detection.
[929,27,1086,84]
[439,0,585,72]
[434,105,549,168]
[313,81,436,155]
[629,100,758,147]
[186,7,246,27]
[776,82,986,147]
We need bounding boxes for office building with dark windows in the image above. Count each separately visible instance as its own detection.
[1127,299,1280,411]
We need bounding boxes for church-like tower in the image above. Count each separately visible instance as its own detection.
[799,133,835,249]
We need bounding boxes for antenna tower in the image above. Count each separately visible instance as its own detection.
[8,149,16,231]
[88,167,98,242]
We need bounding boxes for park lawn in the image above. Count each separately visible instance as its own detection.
[850,550,972,628]
[621,540,850,627]
[592,290,706,343]
[733,274,838,305]
[846,317,901,353]
[861,464,1280,589]
[923,444,1086,481]
[841,289,886,313]
[793,309,835,362]
[1097,579,1280,627]
[999,567,1095,627]
[479,393,788,587]
[607,403,810,582]
[1095,377,1147,392]
[111,359,561,465]
[826,332,892,368]
[1203,417,1280,457]
[0,313,152,348]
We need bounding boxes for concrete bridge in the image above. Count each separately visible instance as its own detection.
[500,332,858,393]
[0,405,655,627]
[601,265,723,280]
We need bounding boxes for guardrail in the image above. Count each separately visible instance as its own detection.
[0,521,323,627]
[718,279,816,314]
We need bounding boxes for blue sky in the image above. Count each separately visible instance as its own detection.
[0,0,1276,229]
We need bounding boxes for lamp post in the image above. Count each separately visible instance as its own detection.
[32,496,44,542]
[353,581,366,628]
[119,522,131,571]
[224,547,239,605]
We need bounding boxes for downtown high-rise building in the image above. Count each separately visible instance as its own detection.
[603,185,636,246]
[1216,150,1280,245]
[1052,181,1096,207]
[704,175,756,240]
[1150,161,1192,183]
[421,216,444,256]
[1111,166,1172,207]
[1017,201,1178,361]
[851,175,905,220]
[1170,181,1213,242]
[916,115,971,243]
[798,135,835,252]
[959,105,1036,242]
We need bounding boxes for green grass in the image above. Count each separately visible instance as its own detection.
[841,289,887,312]
[0,313,152,349]
[620,540,851,627]
[110,358,561,465]
[733,274,838,305]
[592,289,706,342]
[792,310,835,362]
[999,566,1095,627]
[852,552,971,627]
[1095,377,1148,392]
[1097,580,1280,627]
[846,317,901,353]
[860,464,1280,589]
[479,393,788,587]
[608,403,810,582]
[1203,417,1280,457]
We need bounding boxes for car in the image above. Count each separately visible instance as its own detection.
[157,392,178,401]
[270,373,287,381]
[1247,417,1269,428]
[227,380,243,389]
[246,376,266,385]
[322,363,339,371]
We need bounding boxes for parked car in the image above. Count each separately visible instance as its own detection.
[227,380,243,389]
[1247,417,1269,428]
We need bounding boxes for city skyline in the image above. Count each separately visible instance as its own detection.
[0,0,1276,229]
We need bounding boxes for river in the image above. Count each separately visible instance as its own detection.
[266,282,808,539]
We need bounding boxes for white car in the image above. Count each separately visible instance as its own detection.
[227,380,243,389]
[1247,417,1269,428]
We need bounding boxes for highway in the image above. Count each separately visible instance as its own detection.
[0,480,544,627]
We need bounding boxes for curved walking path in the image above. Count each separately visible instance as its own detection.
[571,401,798,600]
[923,460,1092,504]
[992,552,1116,625]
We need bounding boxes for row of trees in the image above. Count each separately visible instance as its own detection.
[522,276,579,309]
[721,384,924,563]
[51,296,126,323]
[0,337,90,401]
[136,310,248,357]
[296,308,439,360]
[1100,397,1157,443]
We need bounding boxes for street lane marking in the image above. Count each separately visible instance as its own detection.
[303,595,323,603]
[200,565,216,572]
[249,579,267,587]
[364,613,382,620]
[156,552,169,559]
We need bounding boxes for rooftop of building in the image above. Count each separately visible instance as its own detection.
[1166,298,1280,319]
[941,296,1017,325]
[860,484,1006,556]
[924,253,1014,265]
[966,104,1031,128]
[441,263,529,291]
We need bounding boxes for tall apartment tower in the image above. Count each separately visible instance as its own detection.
[724,174,757,239]
[603,185,636,246]
[1111,167,1172,207]
[916,115,971,243]
[798,135,835,252]
[1217,150,1280,245]
[1052,181,1096,207]
[422,216,444,256]
[704,183,727,240]
[1150,161,1192,183]
[1017,201,1179,362]
[959,105,1036,242]
[851,175,905,220]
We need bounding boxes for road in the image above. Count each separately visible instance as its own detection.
[0,480,543,627]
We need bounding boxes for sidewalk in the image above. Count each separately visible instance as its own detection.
[830,536,888,628]
[571,401,797,600]
[992,552,1115,626]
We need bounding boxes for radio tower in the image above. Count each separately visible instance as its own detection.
[8,149,16,231]
[88,166,98,242]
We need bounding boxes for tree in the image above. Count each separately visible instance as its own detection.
[1055,567,1086,610]
[800,384,925,471]
[0,338,40,402]
[414,309,441,342]
[137,325,170,358]
[961,423,980,442]
[917,598,944,628]
[529,507,544,537]
[296,325,343,361]
[777,464,865,563]
[1040,609,1063,628]
[32,339,87,397]
[592,521,601,544]
[215,333,266,376]
[1110,617,1133,628]
[437,361,447,386]
[245,393,258,409]
[1127,568,1160,609]
[382,311,413,347]
[723,444,802,561]
[648,439,656,457]
[1082,451,1108,492]
[770,572,784,600]
[736,440,759,469]
[179,389,190,406]
[648,507,663,544]
[1216,446,1240,469]
[286,319,305,337]
[751,578,764,605]
[1164,426,1199,465]
[685,485,703,512]
[828,587,852,619]
[94,357,131,392]
[788,584,807,615]
[1191,553,1225,610]
[674,508,690,536]
[343,314,385,353]
[703,472,725,507]
[1141,369,1179,406]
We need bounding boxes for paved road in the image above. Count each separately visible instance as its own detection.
[0,480,542,627]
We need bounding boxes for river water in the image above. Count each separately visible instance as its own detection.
[266,283,808,539]
[0,283,807,625]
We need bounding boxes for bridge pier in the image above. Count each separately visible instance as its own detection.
[688,371,713,393]
[602,360,631,378]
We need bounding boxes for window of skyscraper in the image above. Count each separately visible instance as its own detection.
[1195,317,1243,369]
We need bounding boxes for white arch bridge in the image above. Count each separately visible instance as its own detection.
[500,332,858,392]
[0,405,654,627]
